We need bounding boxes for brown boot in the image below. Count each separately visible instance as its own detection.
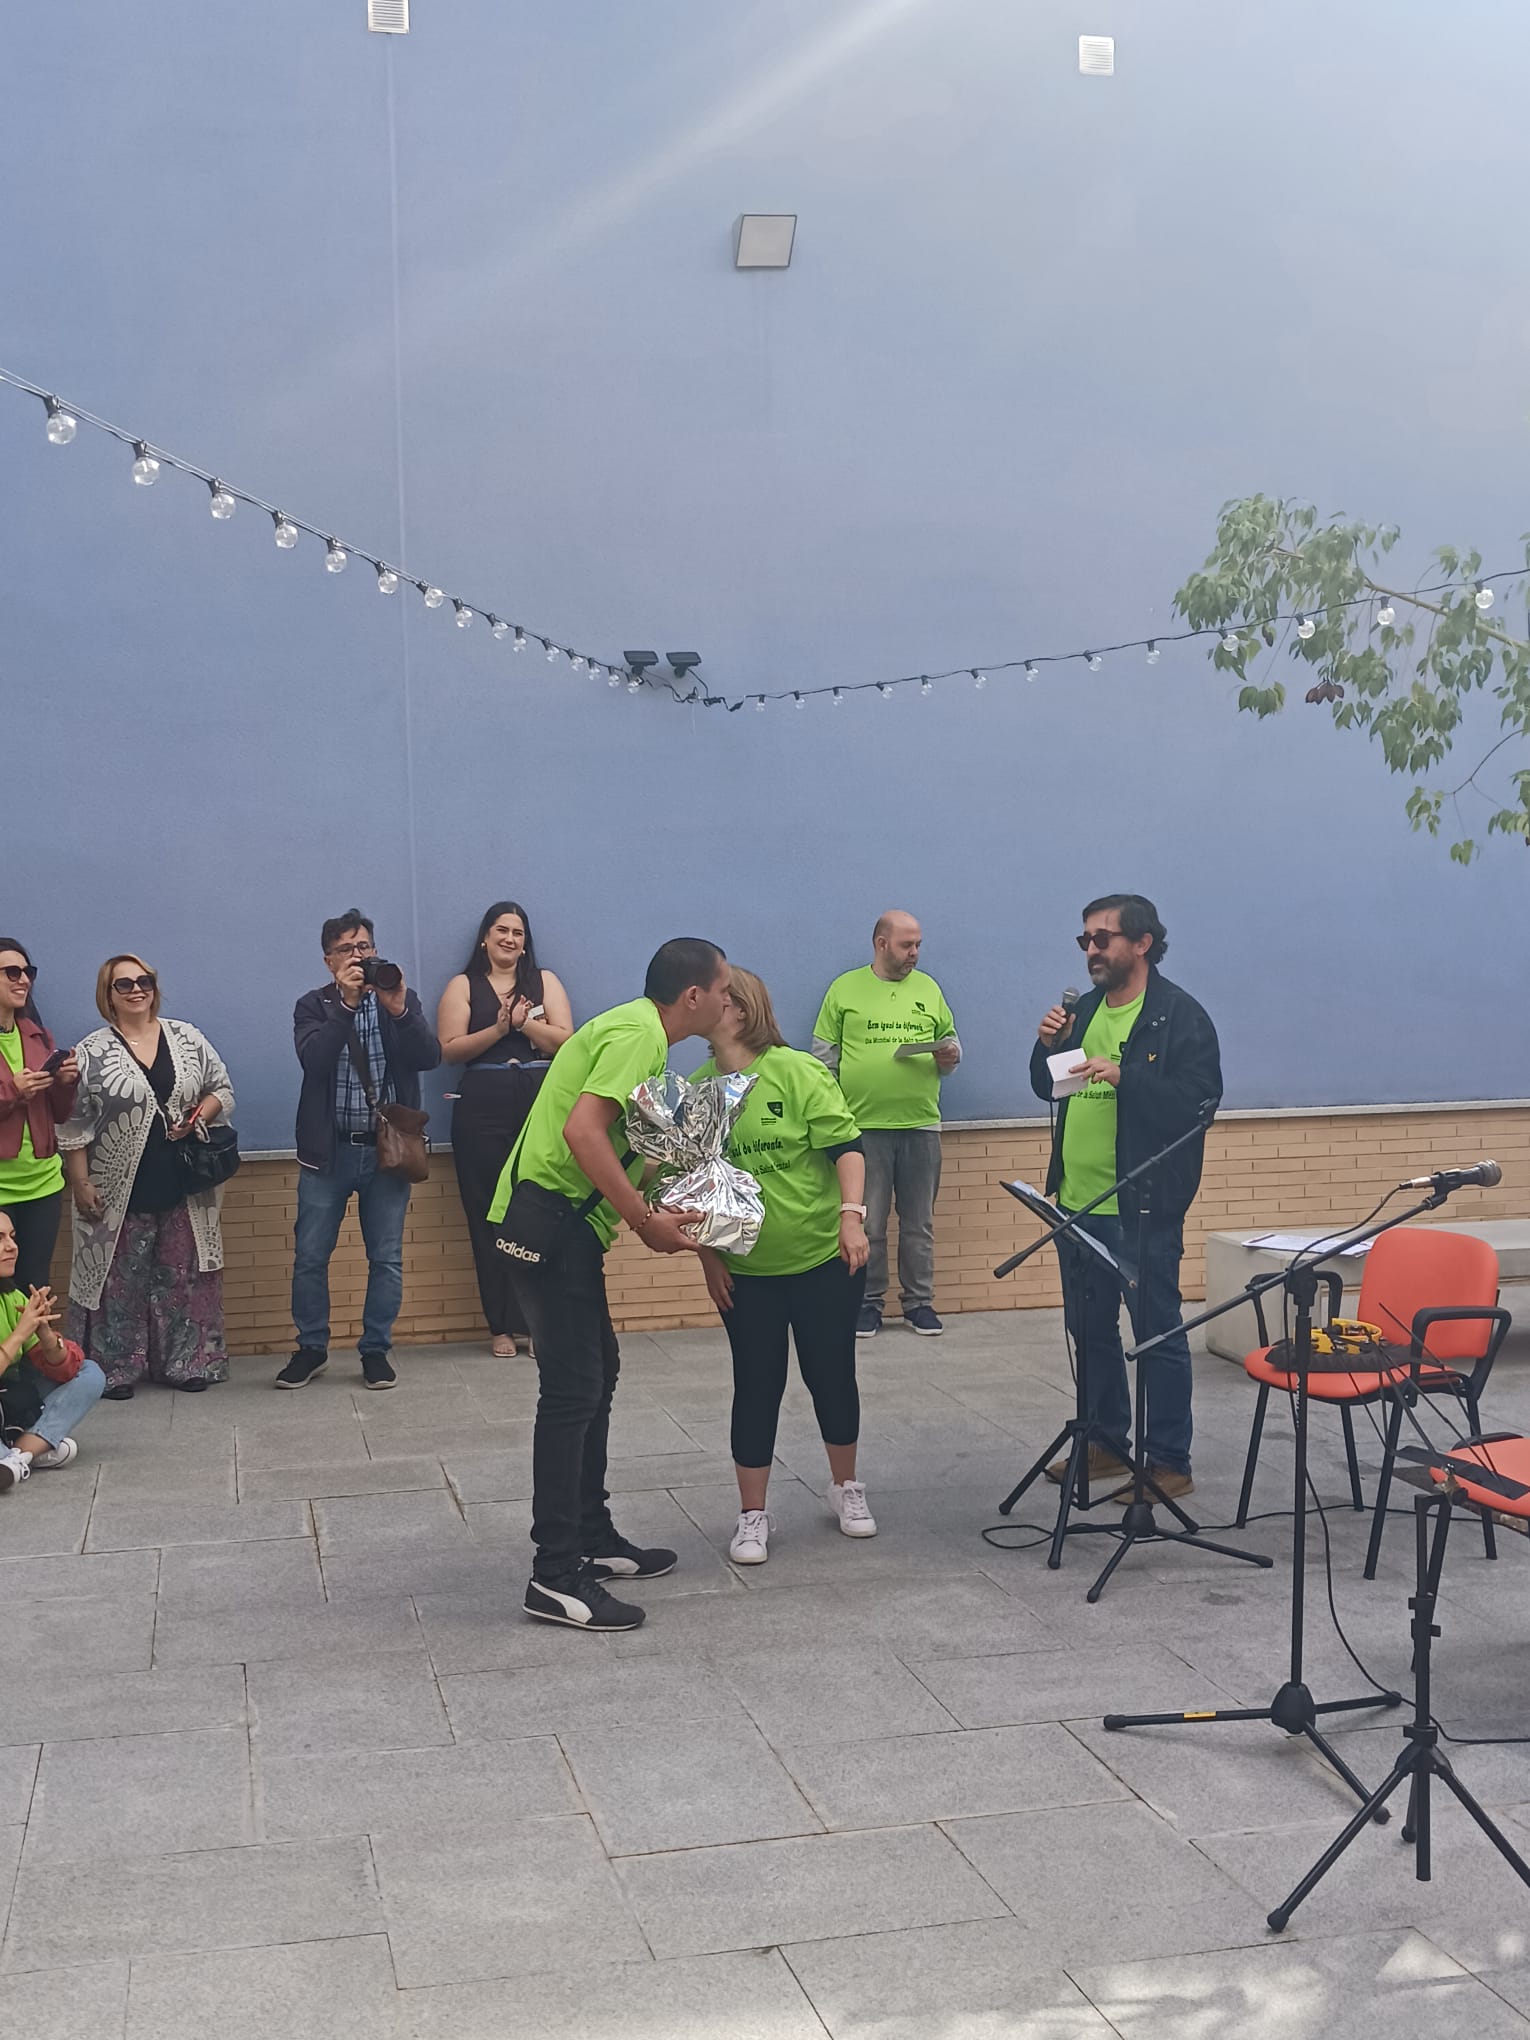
[1110,1465,1194,1504]
[1046,1444,1132,1487]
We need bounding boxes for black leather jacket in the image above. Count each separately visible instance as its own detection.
[1028,966,1222,1225]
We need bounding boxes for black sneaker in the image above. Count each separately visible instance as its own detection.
[856,1303,882,1339]
[583,1534,678,1581]
[274,1348,328,1391]
[360,1351,398,1391]
[524,1567,646,1631]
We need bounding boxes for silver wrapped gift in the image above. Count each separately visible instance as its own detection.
[625,1070,765,1255]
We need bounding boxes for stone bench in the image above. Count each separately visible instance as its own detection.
[1202,1220,1530,1361]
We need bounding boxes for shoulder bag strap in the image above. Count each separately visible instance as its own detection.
[340,1012,382,1116]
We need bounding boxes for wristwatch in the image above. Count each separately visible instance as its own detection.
[840,1202,868,1218]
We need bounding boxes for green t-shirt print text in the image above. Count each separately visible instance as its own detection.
[487,997,668,1249]
[692,1044,859,1276]
[1058,989,1145,1215]
[813,966,957,1131]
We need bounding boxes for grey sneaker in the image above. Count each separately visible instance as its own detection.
[30,1437,78,1471]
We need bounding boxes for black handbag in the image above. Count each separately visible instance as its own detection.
[173,1115,241,1193]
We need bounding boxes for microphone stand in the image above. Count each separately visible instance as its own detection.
[1100,1188,1466,1815]
[993,1107,1271,1600]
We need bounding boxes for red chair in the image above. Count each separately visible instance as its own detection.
[1233,1228,1510,1578]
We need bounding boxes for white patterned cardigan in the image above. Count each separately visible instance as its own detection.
[57,1019,237,1311]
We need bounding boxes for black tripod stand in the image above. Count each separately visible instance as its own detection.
[993,1116,1269,1600]
[1267,1488,1530,1930]
[1103,1195,1474,1811]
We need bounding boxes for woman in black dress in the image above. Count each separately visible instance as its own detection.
[437,902,572,1355]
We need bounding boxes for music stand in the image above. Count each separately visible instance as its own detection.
[993,1154,1271,1599]
[1265,1484,1530,1929]
[992,1180,1136,1568]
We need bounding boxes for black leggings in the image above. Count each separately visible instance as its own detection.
[722,1254,866,1467]
[1,1190,64,1293]
[451,1069,544,1338]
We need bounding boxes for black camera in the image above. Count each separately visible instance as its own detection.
[360,956,403,992]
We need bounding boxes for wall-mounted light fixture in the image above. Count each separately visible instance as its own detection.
[667,652,702,680]
[733,215,796,269]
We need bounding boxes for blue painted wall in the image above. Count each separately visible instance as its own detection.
[4,0,1526,1148]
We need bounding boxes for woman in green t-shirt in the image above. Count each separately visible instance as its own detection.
[0,938,79,1294]
[696,968,876,1565]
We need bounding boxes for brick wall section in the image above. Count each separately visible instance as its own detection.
[49,1105,1530,1351]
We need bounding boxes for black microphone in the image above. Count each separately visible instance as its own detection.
[1398,1159,1502,1192]
[1061,986,1082,1022]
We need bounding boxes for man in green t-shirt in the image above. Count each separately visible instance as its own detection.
[1029,894,1221,1503]
[488,938,730,1633]
[813,911,961,1339]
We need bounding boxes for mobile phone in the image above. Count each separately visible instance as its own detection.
[41,1048,69,1075]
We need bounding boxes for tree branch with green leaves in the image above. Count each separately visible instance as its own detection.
[1174,496,1530,862]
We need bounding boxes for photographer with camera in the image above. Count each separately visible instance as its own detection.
[278,909,441,1392]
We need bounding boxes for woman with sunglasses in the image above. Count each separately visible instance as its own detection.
[58,956,236,1398]
[0,939,79,1293]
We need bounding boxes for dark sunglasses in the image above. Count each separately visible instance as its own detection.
[111,974,157,995]
[1076,929,1125,952]
[0,963,37,983]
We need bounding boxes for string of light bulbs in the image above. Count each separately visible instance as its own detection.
[3,365,1513,714]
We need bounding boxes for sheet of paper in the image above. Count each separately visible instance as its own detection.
[1047,1049,1090,1099]
[893,1040,942,1059]
[1242,1232,1372,1258]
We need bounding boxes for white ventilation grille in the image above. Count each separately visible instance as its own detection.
[1078,34,1115,75]
[369,0,409,32]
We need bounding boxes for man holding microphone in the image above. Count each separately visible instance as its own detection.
[1030,894,1220,1502]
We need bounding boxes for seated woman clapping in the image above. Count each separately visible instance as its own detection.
[0,1211,106,1490]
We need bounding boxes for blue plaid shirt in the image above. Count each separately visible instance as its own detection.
[335,992,393,1135]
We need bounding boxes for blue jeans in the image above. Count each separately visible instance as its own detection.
[9,1357,107,1448]
[1057,1209,1194,1475]
[292,1143,412,1356]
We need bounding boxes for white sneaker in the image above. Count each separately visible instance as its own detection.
[30,1437,78,1471]
[829,1480,877,1538]
[729,1509,772,1564]
[0,1446,31,1493]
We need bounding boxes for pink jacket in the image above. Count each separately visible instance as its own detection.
[0,1017,78,1162]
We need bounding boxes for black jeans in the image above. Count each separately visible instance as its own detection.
[722,1254,866,1467]
[511,1216,622,1583]
[1,1190,63,1293]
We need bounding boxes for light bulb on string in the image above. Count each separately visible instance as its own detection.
[271,513,299,549]
[513,628,526,652]
[920,676,932,696]
[755,695,766,712]
[1475,582,1494,613]
[971,669,988,689]
[454,602,473,629]
[44,398,76,444]
[376,565,399,594]
[1297,614,1316,640]
[1145,641,1160,665]
[1220,630,1240,652]
[208,480,236,520]
[545,642,561,662]
[324,540,348,574]
[1086,653,1103,672]
[608,669,623,687]
[794,692,805,709]
[130,442,160,486]
[490,617,509,641]
[570,655,586,672]
[1376,600,1395,626]
[1024,662,1038,682]
[832,688,843,708]
[878,684,892,700]
[422,585,445,609]
[627,675,642,693]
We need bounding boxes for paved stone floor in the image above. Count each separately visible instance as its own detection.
[4,1307,1530,2037]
